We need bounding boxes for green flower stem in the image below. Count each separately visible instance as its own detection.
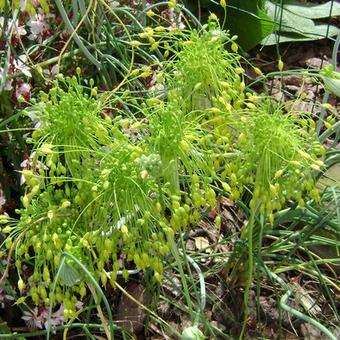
[180,251,206,326]
[0,323,110,338]
[266,268,338,340]
[48,253,115,340]
[239,204,257,340]
[138,1,202,28]
[54,0,101,69]
[168,235,194,320]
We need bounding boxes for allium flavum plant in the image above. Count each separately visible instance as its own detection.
[0,15,326,328]
[2,74,171,320]
[230,99,325,222]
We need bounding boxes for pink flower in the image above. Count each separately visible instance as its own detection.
[20,152,47,185]
[28,10,54,43]
[22,305,65,330]
[15,82,31,101]
[0,17,27,39]
[13,55,32,78]
[22,307,44,329]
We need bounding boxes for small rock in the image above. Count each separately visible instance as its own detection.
[116,282,149,335]
[259,296,279,323]
[305,57,330,69]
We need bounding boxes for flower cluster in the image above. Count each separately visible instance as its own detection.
[0,9,325,330]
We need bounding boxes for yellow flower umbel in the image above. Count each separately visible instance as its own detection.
[233,99,323,219]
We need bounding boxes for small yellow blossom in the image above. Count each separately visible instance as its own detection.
[278,59,284,71]
[146,10,156,17]
[168,0,176,8]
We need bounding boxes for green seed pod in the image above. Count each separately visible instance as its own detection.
[214,215,221,228]
[43,267,50,283]
[101,272,107,286]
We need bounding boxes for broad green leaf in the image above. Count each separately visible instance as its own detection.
[283,0,340,19]
[320,65,340,97]
[262,25,339,45]
[184,0,274,50]
[264,1,339,44]
[265,1,315,33]
[226,3,275,50]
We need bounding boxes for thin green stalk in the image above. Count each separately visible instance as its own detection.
[179,250,206,326]
[47,252,115,340]
[54,0,101,69]
[239,206,256,340]
[266,269,338,340]
[0,323,109,338]
[168,235,194,320]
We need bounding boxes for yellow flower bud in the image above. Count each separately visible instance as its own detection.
[2,226,12,233]
[274,169,284,180]
[130,121,142,130]
[61,200,71,209]
[220,0,226,8]
[22,195,30,208]
[253,67,262,76]
[246,102,256,109]
[214,215,221,228]
[168,0,176,8]
[150,42,159,51]
[209,13,218,21]
[278,59,284,71]
[321,103,333,110]
[155,26,166,32]
[121,225,128,234]
[231,42,238,53]
[289,160,301,167]
[140,70,152,78]
[131,40,142,47]
[146,10,155,17]
[238,133,247,144]
[18,278,26,293]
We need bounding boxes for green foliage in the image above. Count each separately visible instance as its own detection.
[0,5,338,337]
[223,0,274,50]
[4,76,171,319]
[321,65,340,97]
[233,100,325,218]
[263,0,340,45]
[184,0,274,50]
